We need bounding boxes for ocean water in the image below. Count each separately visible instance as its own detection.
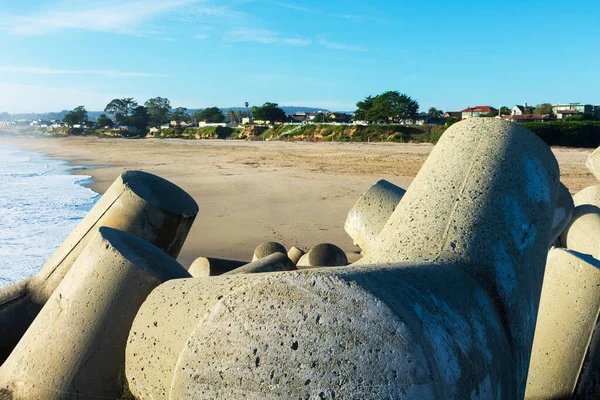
[0,145,99,288]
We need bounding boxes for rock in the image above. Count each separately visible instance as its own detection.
[344,179,405,254]
[252,242,287,261]
[0,227,190,399]
[296,243,348,269]
[224,253,296,275]
[526,248,600,399]
[0,170,198,363]
[287,246,305,265]
[188,257,247,277]
[125,119,559,399]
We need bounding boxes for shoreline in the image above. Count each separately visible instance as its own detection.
[1,136,596,268]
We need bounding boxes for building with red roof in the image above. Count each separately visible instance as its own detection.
[461,106,498,119]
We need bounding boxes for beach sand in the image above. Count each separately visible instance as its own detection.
[2,136,596,268]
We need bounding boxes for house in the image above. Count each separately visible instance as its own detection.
[327,112,351,123]
[160,123,170,129]
[287,112,307,123]
[198,121,226,127]
[461,106,498,119]
[241,117,253,125]
[502,114,550,123]
[443,111,462,120]
[553,103,597,119]
[511,105,526,115]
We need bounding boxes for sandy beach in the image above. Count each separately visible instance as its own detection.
[1,136,596,268]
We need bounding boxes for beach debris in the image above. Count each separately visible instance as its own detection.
[188,257,247,277]
[0,170,198,364]
[125,118,559,399]
[344,179,405,254]
[526,248,600,399]
[0,227,190,399]
[252,241,287,261]
[296,243,349,269]
[224,252,296,275]
[287,246,305,265]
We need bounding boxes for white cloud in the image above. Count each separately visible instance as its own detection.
[194,33,210,40]
[318,39,366,52]
[0,65,170,78]
[269,1,362,20]
[3,0,199,36]
[223,28,311,46]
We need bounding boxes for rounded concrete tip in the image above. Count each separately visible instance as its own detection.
[120,170,199,217]
[97,227,191,280]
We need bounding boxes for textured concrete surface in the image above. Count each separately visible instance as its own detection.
[551,183,574,245]
[188,257,246,277]
[125,119,559,399]
[252,242,287,261]
[526,248,600,399]
[586,146,600,181]
[0,227,190,399]
[560,205,600,258]
[296,243,348,268]
[357,118,559,396]
[0,170,198,364]
[573,184,600,207]
[224,252,296,275]
[344,179,405,254]
[287,246,305,265]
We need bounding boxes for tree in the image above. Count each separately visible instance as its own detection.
[236,110,243,122]
[193,107,225,123]
[252,102,286,123]
[104,98,138,124]
[245,102,250,118]
[62,106,88,127]
[227,110,236,123]
[356,91,419,123]
[500,106,511,115]
[130,106,149,132]
[95,114,114,128]
[534,103,554,115]
[144,97,171,127]
[171,107,190,123]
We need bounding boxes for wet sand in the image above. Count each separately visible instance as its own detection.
[2,136,596,267]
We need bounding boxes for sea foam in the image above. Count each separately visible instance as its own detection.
[0,145,99,288]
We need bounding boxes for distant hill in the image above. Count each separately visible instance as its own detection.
[0,106,351,122]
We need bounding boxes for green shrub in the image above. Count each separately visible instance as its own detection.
[520,121,600,148]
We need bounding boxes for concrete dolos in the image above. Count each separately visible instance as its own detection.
[551,183,573,245]
[0,170,198,363]
[188,257,247,277]
[252,242,287,261]
[560,204,600,258]
[296,243,348,269]
[573,184,600,207]
[526,248,600,399]
[224,252,296,275]
[287,246,305,265]
[344,179,405,254]
[586,146,600,181]
[125,119,559,399]
[0,227,191,400]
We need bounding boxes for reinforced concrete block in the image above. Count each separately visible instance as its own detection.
[586,146,600,181]
[0,170,198,363]
[560,204,600,258]
[125,119,559,399]
[344,179,405,254]
[296,243,348,269]
[287,246,305,265]
[188,257,246,277]
[224,252,296,275]
[252,242,287,261]
[551,183,574,245]
[526,248,600,399]
[0,227,191,400]
[573,184,600,208]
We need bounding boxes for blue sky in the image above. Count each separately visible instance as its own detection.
[0,0,598,113]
